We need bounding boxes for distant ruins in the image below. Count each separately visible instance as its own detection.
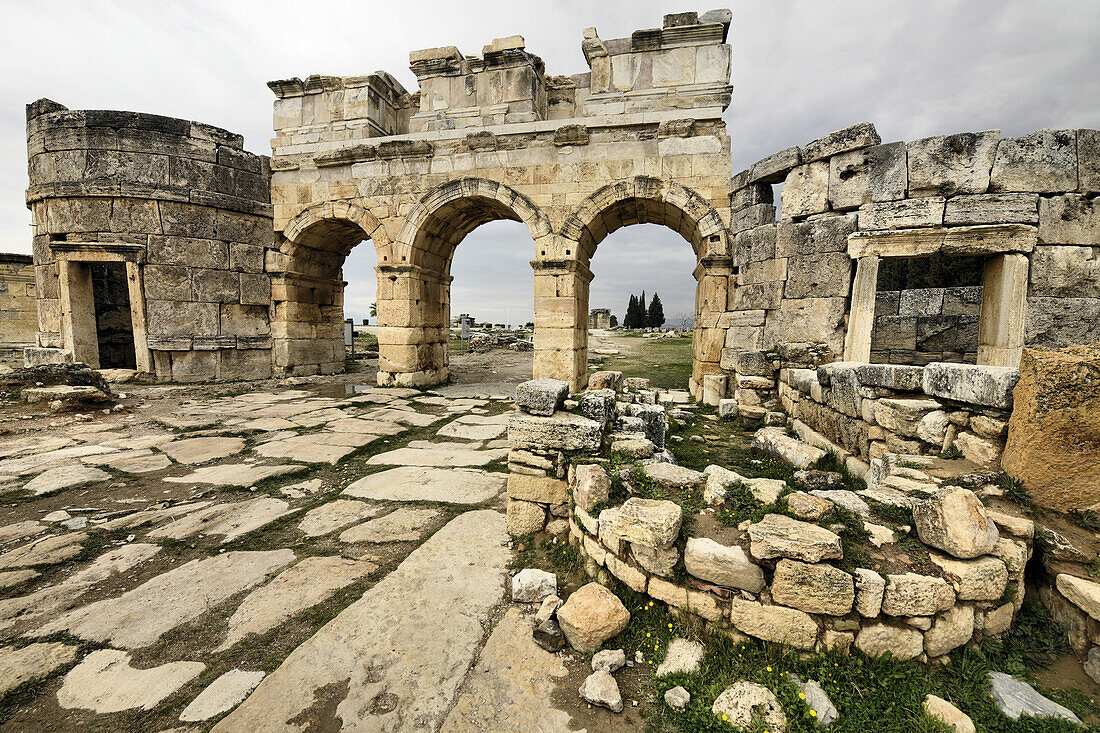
[0,253,36,363]
[589,308,612,329]
[17,9,1100,395]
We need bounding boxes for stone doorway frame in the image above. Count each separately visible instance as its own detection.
[49,242,152,373]
[842,224,1036,368]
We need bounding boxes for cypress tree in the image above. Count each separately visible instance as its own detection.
[625,294,638,328]
[638,291,647,327]
[647,292,665,328]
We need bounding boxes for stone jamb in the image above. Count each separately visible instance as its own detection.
[844,226,1034,368]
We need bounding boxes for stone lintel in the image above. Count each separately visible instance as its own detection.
[847,224,1037,259]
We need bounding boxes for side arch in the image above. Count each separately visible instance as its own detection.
[559,176,729,263]
[281,200,392,265]
[392,177,552,271]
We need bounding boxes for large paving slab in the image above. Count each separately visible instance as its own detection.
[158,437,246,464]
[338,508,441,543]
[441,606,575,733]
[344,466,505,505]
[0,642,80,696]
[179,669,266,722]
[366,444,508,467]
[254,433,376,464]
[362,408,442,427]
[163,462,302,486]
[0,532,87,570]
[0,520,46,544]
[148,497,291,544]
[326,418,405,436]
[216,556,376,652]
[57,650,205,713]
[297,500,382,537]
[212,510,510,732]
[437,414,509,441]
[36,550,296,648]
[0,444,115,476]
[23,465,111,495]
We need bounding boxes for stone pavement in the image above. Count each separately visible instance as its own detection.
[0,381,585,730]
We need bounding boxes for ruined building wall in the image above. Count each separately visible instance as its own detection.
[872,286,982,365]
[0,254,37,364]
[25,100,274,380]
[267,10,735,392]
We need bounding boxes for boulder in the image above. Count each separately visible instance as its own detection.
[924,604,975,657]
[786,491,835,520]
[810,490,869,517]
[854,623,923,660]
[512,569,557,603]
[770,559,854,615]
[711,681,787,732]
[881,573,956,616]
[533,617,565,652]
[684,537,765,592]
[929,554,1008,601]
[913,488,999,559]
[746,514,843,562]
[514,378,569,416]
[787,674,838,727]
[614,498,682,549]
[923,694,976,733]
[1056,574,1100,621]
[580,389,616,425]
[987,671,1082,724]
[506,500,546,535]
[1002,345,1100,511]
[579,670,623,713]
[555,583,630,653]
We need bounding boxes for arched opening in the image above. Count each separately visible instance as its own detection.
[379,178,549,388]
[555,177,731,394]
[271,203,385,377]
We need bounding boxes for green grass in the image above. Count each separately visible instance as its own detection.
[597,336,694,390]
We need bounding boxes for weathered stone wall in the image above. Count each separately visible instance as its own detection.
[0,253,37,364]
[589,308,611,329]
[722,125,1100,379]
[872,286,982,365]
[26,99,274,380]
[267,11,735,391]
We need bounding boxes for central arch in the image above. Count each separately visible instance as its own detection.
[552,177,732,394]
[376,178,551,387]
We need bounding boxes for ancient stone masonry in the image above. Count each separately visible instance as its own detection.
[266,10,735,390]
[0,254,36,364]
[872,286,982,365]
[25,99,274,381]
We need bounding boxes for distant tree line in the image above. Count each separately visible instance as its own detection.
[623,291,665,328]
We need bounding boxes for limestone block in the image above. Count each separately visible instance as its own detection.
[514,378,569,416]
[683,537,765,592]
[855,363,924,390]
[746,514,842,562]
[731,182,773,210]
[929,553,1009,601]
[775,214,857,257]
[828,141,907,209]
[855,568,886,617]
[729,282,782,311]
[943,286,984,315]
[614,498,682,549]
[652,47,696,87]
[1029,246,1100,298]
[731,203,776,233]
[507,499,546,535]
[147,300,219,337]
[738,257,788,285]
[192,269,240,303]
[1025,297,1100,346]
[990,129,1078,193]
[728,599,818,649]
[802,122,881,163]
[944,193,1039,225]
[859,198,945,230]
[749,146,801,184]
[954,431,1002,466]
[913,488,999,559]
[701,374,727,406]
[751,428,827,470]
[144,265,192,301]
[711,681,788,731]
[762,298,848,353]
[783,252,852,299]
[922,362,1019,409]
[770,559,854,615]
[508,412,602,452]
[573,464,611,513]
[1079,128,1100,193]
[874,398,941,437]
[881,573,956,616]
[1038,194,1100,245]
[898,288,945,316]
[1002,344,1100,511]
[907,130,1000,197]
[555,582,630,654]
[587,371,623,391]
[924,604,975,657]
[1056,575,1100,622]
[507,474,568,504]
[732,225,776,265]
[923,695,976,733]
[781,162,830,218]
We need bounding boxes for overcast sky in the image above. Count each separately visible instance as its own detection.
[2,0,1098,325]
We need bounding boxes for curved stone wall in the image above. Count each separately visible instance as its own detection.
[26,99,274,381]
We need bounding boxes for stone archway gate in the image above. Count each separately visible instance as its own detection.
[266,10,735,393]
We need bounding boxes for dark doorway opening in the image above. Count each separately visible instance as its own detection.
[90,263,136,369]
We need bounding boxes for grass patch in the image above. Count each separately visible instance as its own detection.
[596,336,693,390]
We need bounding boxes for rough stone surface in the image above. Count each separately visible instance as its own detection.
[338,508,440,543]
[729,599,818,649]
[987,671,1082,723]
[573,464,611,513]
[24,465,110,495]
[924,604,975,657]
[923,694,976,733]
[855,623,923,660]
[213,510,510,732]
[508,412,602,452]
[344,465,504,504]
[930,554,1009,601]
[913,488,999,559]
[179,669,266,722]
[591,648,626,673]
[921,362,1019,409]
[579,669,623,713]
[57,650,205,713]
[771,559,855,616]
[655,638,705,676]
[1056,574,1100,621]
[297,500,380,537]
[217,556,375,651]
[149,497,291,544]
[0,642,79,697]
[855,569,886,617]
[684,537,765,592]
[711,681,787,732]
[881,573,956,616]
[555,583,630,654]
[514,379,569,416]
[512,569,557,603]
[614,498,682,549]
[746,514,843,562]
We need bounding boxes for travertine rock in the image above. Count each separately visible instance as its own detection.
[573,464,610,512]
[990,129,1078,193]
[512,569,557,603]
[930,554,1008,601]
[854,568,886,617]
[854,623,923,660]
[907,130,1000,197]
[1056,574,1100,621]
[924,604,975,657]
[746,514,843,562]
[729,599,818,649]
[508,412,602,452]
[555,583,630,654]
[770,559,854,615]
[684,537,765,592]
[913,488,999,559]
[579,670,623,712]
[57,650,204,713]
[614,498,682,549]
[655,638,705,676]
[923,694,976,733]
[514,378,569,416]
[881,573,956,616]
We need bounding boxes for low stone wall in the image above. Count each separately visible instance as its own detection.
[872,286,981,365]
[0,254,36,364]
[507,374,1035,663]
